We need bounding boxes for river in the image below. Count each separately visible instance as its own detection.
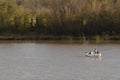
[0,42,120,80]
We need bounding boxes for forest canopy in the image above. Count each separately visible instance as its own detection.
[0,0,120,40]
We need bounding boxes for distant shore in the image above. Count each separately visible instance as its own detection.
[0,35,119,40]
[0,35,119,44]
[0,0,120,40]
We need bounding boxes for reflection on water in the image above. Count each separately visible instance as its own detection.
[0,43,120,80]
[85,56,102,61]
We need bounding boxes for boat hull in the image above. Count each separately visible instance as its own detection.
[85,53,102,57]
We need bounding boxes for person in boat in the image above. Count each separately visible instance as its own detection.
[97,51,99,54]
[94,48,99,54]
[89,51,91,54]
[89,51,94,55]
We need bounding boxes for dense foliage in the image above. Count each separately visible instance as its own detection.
[0,0,120,40]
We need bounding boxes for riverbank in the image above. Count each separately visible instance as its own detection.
[0,35,119,44]
[0,35,119,40]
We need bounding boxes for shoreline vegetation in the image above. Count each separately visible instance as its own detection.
[0,35,119,44]
[0,0,120,41]
[0,34,120,40]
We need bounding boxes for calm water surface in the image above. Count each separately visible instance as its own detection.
[0,42,120,80]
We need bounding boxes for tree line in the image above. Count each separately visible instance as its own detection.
[0,0,120,39]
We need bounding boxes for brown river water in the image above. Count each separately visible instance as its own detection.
[0,42,120,80]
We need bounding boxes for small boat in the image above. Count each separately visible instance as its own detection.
[85,51,102,57]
